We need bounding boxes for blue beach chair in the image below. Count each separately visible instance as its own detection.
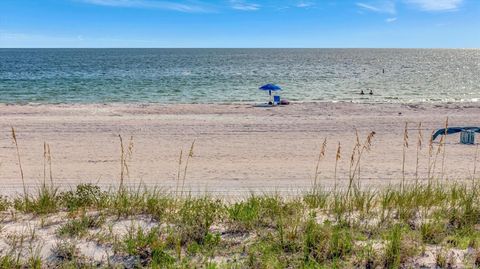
[273,95,281,106]
[432,127,480,145]
[460,130,475,145]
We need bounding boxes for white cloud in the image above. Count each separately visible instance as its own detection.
[296,1,314,8]
[79,0,212,13]
[404,0,463,11]
[229,0,260,11]
[0,31,172,48]
[356,1,396,14]
[386,17,397,22]
[0,31,87,48]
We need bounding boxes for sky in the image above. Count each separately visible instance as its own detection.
[0,0,479,48]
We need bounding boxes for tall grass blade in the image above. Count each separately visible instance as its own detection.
[11,127,27,201]
[441,117,448,181]
[334,142,341,192]
[175,149,183,198]
[181,140,195,198]
[313,138,327,190]
[402,122,409,192]
[415,122,423,184]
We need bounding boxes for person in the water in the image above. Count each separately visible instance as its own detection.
[369,90,373,95]
[360,90,365,95]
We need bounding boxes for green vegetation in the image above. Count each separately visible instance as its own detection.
[0,195,10,212]
[57,214,105,238]
[51,240,88,268]
[0,182,480,268]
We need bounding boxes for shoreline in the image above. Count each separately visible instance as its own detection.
[1,99,479,107]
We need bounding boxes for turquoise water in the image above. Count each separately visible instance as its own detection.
[1,48,479,104]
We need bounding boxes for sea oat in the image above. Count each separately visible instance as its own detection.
[175,149,183,197]
[441,117,448,180]
[334,142,341,191]
[181,140,196,197]
[313,138,327,189]
[415,122,423,183]
[473,144,479,185]
[402,122,409,191]
[11,127,27,200]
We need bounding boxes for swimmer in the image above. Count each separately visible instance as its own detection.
[360,90,365,95]
[369,90,373,95]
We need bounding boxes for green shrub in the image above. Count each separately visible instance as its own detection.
[0,254,18,269]
[51,240,85,267]
[227,197,260,231]
[384,224,402,269]
[383,224,418,269]
[57,215,104,238]
[144,192,175,221]
[420,221,445,245]
[303,191,328,209]
[303,218,353,264]
[13,185,60,214]
[176,197,223,245]
[0,195,10,212]
[355,243,381,269]
[60,184,108,211]
[247,236,285,269]
[122,225,175,268]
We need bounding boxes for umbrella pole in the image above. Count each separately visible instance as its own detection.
[269,90,272,104]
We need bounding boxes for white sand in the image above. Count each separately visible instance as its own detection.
[0,102,479,196]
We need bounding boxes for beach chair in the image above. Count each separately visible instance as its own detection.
[273,95,281,106]
[460,130,475,145]
[432,127,479,145]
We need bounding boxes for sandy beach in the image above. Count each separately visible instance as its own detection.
[1,102,479,195]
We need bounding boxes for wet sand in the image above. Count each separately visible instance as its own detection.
[1,102,479,196]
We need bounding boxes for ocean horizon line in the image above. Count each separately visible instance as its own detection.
[1,47,478,50]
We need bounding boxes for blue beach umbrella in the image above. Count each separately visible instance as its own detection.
[259,84,282,102]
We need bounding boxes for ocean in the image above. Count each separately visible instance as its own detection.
[0,48,479,104]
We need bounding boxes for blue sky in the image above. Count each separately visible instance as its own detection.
[0,0,478,48]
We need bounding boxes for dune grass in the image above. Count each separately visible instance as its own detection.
[1,181,480,268]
